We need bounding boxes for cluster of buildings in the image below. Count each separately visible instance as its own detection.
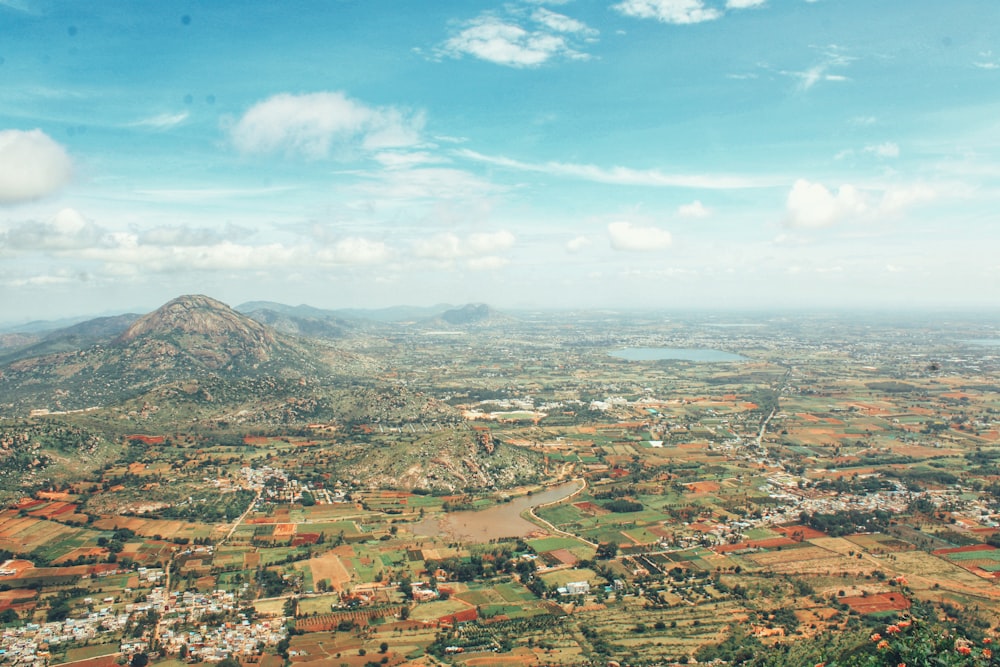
[0,607,128,665]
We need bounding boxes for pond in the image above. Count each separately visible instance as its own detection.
[412,480,583,543]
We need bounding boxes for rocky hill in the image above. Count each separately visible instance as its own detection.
[0,295,369,415]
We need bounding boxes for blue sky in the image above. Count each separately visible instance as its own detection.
[1,0,998,320]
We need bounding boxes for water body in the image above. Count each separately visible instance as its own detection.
[610,347,747,362]
[413,480,583,542]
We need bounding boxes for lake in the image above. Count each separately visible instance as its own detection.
[610,347,747,362]
[412,480,583,543]
[965,339,1000,347]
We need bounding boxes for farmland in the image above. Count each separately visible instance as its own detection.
[2,312,1000,665]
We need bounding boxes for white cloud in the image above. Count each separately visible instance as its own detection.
[726,0,765,8]
[531,8,598,36]
[0,129,72,204]
[566,235,592,252]
[467,230,516,254]
[438,9,595,67]
[130,111,189,130]
[608,221,672,251]
[878,184,936,214]
[316,237,389,265]
[864,142,900,158]
[230,92,423,159]
[413,230,516,260]
[138,222,252,247]
[784,179,936,229]
[2,208,103,250]
[372,151,445,169]
[678,200,711,218]
[456,148,769,189]
[785,179,867,228]
[414,233,464,260]
[612,0,722,25]
[354,167,502,202]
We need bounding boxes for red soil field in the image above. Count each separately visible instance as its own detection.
[125,435,165,445]
[687,481,721,493]
[840,592,910,614]
[53,654,120,667]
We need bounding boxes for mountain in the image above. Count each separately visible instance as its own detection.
[116,294,279,371]
[333,304,455,322]
[0,295,360,415]
[236,301,351,339]
[0,314,140,364]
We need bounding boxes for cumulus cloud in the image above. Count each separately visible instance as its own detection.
[784,179,936,229]
[566,235,592,252]
[785,179,867,229]
[612,0,722,24]
[413,230,516,260]
[438,8,596,67]
[230,92,423,159]
[2,208,103,250]
[1,208,391,274]
[726,0,765,7]
[678,200,711,218]
[0,129,72,204]
[138,222,252,247]
[608,221,672,251]
[531,8,599,36]
[316,237,389,265]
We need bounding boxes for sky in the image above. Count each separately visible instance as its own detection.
[1,0,999,321]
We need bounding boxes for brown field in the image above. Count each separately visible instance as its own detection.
[0,588,37,608]
[305,551,352,591]
[51,654,121,667]
[890,551,1000,597]
[773,525,826,540]
[36,491,73,501]
[461,649,538,667]
[687,481,721,494]
[840,592,910,614]
[273,523,296,537]
[746,545,872,577]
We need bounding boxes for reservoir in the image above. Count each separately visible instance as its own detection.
[413,479,583,543]
[610,347,747,362]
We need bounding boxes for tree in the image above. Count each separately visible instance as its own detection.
[596,542,619,560]
[129,654,149,667]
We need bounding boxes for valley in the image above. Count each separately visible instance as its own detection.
[1,298,999,667]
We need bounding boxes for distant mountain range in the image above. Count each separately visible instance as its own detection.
[0,300,510,356]
[0,295,511,416]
